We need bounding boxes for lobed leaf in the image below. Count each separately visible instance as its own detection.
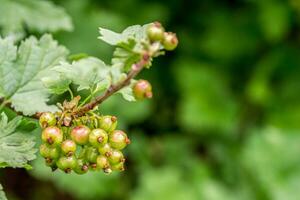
[0,34,69,115]
[0,0,73,39]
[0,113,37,168]
[44,57,111,94]
[98,24,147,46]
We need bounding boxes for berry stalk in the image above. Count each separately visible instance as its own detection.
[74,53,150,117]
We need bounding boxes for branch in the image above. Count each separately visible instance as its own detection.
[74,53,150,117]
[0,52,149,119]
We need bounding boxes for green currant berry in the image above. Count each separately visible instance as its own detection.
[163,32,178,51]
[40,143,50,158]
[99,116,117,133]
[56,156,77,173]
[39,112,56,129]
[86,147,99,163]
[111,161,125,172]
[107,150,125,165]
[61,140,76,156]
[70,125,91,145]
[133,80,152,100]
[109,130,130,150]
[41,127,63,146]
[74,159,89,174]
[39,144,60,159]
[89,129,108,147]
[98,143,113,156]
[147,22,165,42]
[96,155,110,169]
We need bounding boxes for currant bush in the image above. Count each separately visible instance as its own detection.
[35,21,178,175]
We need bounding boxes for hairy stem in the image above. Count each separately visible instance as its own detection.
[74,53,150,117]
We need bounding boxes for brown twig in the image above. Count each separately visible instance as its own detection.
[0,52,149,120]
[74,53,151,117]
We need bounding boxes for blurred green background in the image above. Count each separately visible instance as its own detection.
[2,0,300,199]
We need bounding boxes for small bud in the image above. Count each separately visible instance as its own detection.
[39,112,56,129]
[133,80,152,100]
[162,32,178,51]
[42,127,63,146]
[63,114,72,127]
[147,22,165,42]
[63,96,81,110]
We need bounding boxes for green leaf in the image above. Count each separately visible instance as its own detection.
[0,113,37,168]
[42,74,72,95]
[99,25,147,72]
[117,79,137,102]
[0,34,69,115]
[112,39,142,72]
[0,183,6,200]
[118,86,136,102]
[98,24,147,46]
[45,57,111,93]
[0,0,73,39]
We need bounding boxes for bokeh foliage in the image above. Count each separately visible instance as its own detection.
[1,0,300,199]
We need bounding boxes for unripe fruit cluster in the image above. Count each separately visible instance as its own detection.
[146,22,178,51]
[39,112,130,174]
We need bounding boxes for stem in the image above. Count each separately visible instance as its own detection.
[74,53,150,117]
[68,88,74,100]
[79,87,96,107]
[0,100,8,112]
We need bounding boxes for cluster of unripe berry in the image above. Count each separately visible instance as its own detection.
[146,22,178,51]
[39,112,130,174]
